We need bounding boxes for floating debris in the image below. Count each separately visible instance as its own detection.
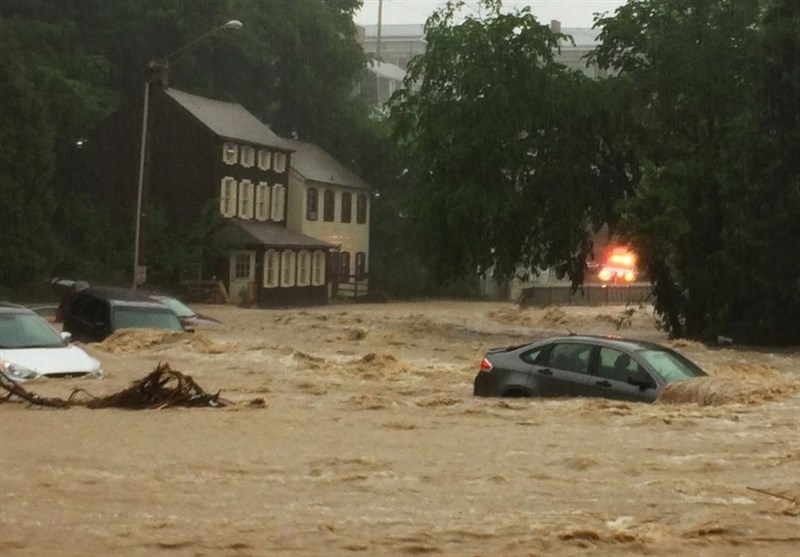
[1,363,227,409]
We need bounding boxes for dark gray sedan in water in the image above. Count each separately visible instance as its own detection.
[474,335,707,403]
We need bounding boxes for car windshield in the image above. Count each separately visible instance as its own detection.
[637,349,706,383]
[113,307,183,331]
[154,296,196,318]
[0,312,65,349]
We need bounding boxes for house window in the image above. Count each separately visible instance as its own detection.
[297,251,311,286]
[222,142,238,165]
[241,145,255,168]
[263,250,279,288]
[323,189,335,222]
[355,252,366,279]
[306,187,318,221]
[219,177,237,217]
[356,193,368,224]
[271,184,285,221]
[341,192,352,223]
[339,251,351,280]
[281,250,296,287]
[312,250,326,286]
[258,149,271,170]
[238,180,254,219]
[255,182,270,221]
[273,152,287,173]
[234,253,251,279]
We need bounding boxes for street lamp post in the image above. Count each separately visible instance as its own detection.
[132,19,243,289]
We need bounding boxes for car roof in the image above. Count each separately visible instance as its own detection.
[537,335,670,352]
[0,302,34,314]
[77,287,172,310]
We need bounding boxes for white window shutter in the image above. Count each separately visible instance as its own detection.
[258,150,271,170]
[220,179,228,216]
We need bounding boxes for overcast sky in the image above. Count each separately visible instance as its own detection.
[354,0,627,28]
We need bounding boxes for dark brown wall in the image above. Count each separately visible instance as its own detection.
[89,87,293,229]
[147,89,218,226]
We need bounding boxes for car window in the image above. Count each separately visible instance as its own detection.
[520,346,545,364]
[598,347,641,382]
[546,343,592,374]
[112,308,183,331]
[638,349,706,383]
[155,296,195,318]
[0,312,65,349]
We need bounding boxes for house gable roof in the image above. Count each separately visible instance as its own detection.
[366,60,407,82]
[560,28,601,48]
[285,139,368,190]
[229,220,334,250]
[164,88,293,151]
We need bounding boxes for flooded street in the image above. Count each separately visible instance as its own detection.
[1,302,799,556]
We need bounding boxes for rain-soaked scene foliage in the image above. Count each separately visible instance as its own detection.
[1,1,798,556]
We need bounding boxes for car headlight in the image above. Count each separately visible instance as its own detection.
[90,360,104,378]
[0,359,41,382]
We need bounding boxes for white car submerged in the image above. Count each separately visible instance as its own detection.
[0,303,103,381]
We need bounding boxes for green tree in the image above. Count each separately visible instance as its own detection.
[390,0,636,285]
[593,0,800,343]
[0,26,60,292]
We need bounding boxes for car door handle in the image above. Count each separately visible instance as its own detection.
[595,380,612,388]
[536,368,553,376]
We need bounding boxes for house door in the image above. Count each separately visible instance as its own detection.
[229,250,256,304]
[326,251,340,297]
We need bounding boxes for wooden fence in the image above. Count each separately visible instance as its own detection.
[336,275,369,300]
[519,284,653,307]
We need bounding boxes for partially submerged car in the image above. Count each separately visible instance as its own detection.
[51,278,219,328]
[474,335,706,403]
[63,287,184,342]
[147,294,221,328]
[0,303,103,381]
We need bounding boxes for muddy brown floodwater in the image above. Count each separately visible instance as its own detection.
[1,302,799,556]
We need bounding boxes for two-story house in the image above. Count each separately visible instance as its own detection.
[285,140,370,299]
[89,86,335,306]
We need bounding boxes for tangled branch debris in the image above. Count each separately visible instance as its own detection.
[747,487,798,504]
[0,363,227,409]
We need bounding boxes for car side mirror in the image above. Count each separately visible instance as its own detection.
[60,331,73,343]
[628,369,656,390]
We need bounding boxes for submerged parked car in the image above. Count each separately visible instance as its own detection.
[0,303,103,381]
[63,287,184,342]
[147,294,221,328]
[51,278,219,329]
[474,335,707,403]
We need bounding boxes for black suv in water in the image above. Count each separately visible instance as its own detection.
[63,287,184,342]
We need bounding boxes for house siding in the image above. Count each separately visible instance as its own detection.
[287,170,370,296]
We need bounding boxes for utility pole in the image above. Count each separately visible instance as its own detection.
[376,0,383,61]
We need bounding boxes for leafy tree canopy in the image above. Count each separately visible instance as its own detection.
[592,0,800,343]
[390,0,637,284]
[0,30,60,289]
[391,0,799,344]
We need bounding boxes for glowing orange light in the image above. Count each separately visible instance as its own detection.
[598,245,639,283]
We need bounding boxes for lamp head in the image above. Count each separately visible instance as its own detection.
[223,20,243,30]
